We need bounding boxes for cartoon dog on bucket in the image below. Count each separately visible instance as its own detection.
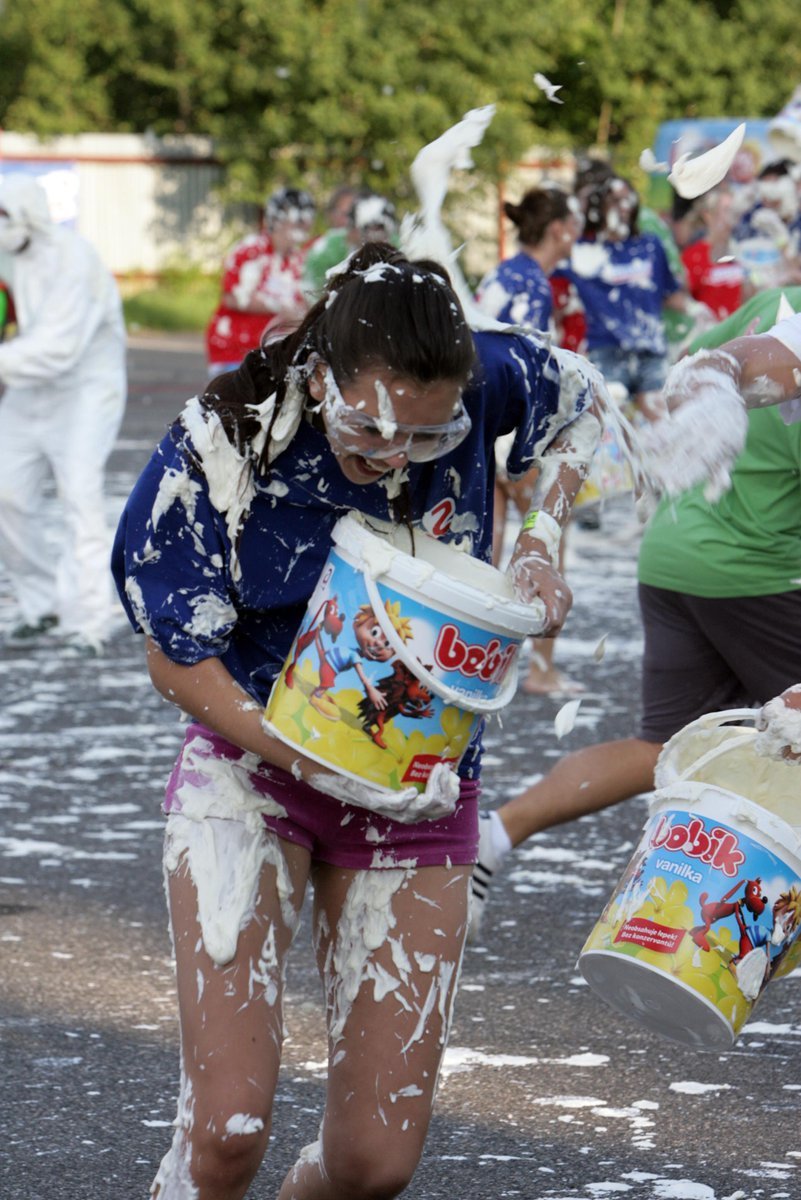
[690,878,768,958]
[690,878,801,997]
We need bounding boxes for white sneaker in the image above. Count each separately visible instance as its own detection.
[468,812,501,944]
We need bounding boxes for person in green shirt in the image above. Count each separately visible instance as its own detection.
[302,192,398,302]
[470,288,801,941]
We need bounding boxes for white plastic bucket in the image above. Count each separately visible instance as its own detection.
[264,512,545,795]
[579,710,801,1049]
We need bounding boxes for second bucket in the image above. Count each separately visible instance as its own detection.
[579,711,801,1049]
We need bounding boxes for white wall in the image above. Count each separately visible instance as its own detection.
[0,132,230,275]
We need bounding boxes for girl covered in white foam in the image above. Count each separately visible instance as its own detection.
[112,240,603,1200]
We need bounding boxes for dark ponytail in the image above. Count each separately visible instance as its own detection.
[504,187,572,247]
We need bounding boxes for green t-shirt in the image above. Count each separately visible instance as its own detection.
[302,229,349,301]
[638,288,801,598]
[686,286,801,352]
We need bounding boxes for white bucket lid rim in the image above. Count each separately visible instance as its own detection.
[332,512,545,638]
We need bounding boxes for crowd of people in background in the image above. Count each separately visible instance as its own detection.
[201,149,801,425]
[2,146,800,675]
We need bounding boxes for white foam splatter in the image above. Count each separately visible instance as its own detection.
[308,761,459,823]
[669,1081,732,1095]
[755,689,801,762]
[554,698,582,739]
[570,242,611,279]
[639,148,669,173]
[668,124,746,199]
[652,1184,716,1200]
[640,364,748,501]
[533,72,564,104]
[224,1113,264,1137]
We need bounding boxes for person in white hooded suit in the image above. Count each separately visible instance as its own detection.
[0,175,126,653]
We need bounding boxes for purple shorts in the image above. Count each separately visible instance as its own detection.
[164,722,480,870]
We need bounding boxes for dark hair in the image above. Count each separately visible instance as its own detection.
[574,155,614,194]
[199,242,476,469]
[503,187,573,246]
[758,159,793,179]
[325,184,360,218]
[264,186,315,225]
[598,176,640,238]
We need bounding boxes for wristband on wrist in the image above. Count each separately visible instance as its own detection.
[520,509,562,562]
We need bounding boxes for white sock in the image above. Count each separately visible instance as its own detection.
[488,809,512,860]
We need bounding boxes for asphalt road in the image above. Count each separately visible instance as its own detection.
[1,334,799,1200]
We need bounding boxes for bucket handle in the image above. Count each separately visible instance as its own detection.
[361,570,521,715]
[660,708,760,784]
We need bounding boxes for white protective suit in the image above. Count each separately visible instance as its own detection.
[0,176,126,644]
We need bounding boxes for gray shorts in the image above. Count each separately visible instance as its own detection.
[588,346,667,396]
[637,583,801,744]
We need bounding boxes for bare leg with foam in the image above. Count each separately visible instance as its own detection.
[152,819,310,1200]
[278,863,470,1200]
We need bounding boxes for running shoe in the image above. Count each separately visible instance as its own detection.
[5,613,60,646]
[61,632,105,658]
[468,811,500,944]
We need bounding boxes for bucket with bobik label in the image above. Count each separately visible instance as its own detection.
[579,710,801,1049]
[263,512,545,795]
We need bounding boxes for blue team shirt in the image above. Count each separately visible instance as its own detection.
[112,330,591,778]
[555,234,681,354]
[475,253,553,331]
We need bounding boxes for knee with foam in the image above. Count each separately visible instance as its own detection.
[189,1101,272,1192]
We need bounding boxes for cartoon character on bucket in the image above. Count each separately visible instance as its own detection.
[357,660,435,750]
[690,877,768,957]
[689,877,801,998]
[285,597,412,721]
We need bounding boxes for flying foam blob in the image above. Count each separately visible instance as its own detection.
[667,123,746,200]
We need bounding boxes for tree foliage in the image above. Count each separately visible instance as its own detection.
[2,0,800,200]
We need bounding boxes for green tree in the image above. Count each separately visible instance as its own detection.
[2,0,801,202]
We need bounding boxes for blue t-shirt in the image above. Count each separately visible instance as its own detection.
[112,330,592,778]
[733,203,787,244]
[555,234,681,354]
[475,252,553,331]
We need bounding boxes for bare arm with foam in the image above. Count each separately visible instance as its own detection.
[146,639,460,814]
[507,403,601,633]
[146,639,336,785]
[645,333,801,501]
[663,336,801,415]
[716,334,801,409]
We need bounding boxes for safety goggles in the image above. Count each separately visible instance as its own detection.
[319,367,472,463]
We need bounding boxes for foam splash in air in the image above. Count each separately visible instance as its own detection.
[399,105,505,332]
[668,124,746,199]
[533,72,564,104]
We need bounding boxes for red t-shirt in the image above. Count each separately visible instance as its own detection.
[681,239,744,319]
[550,274,587,353]
[205,233,308,368]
